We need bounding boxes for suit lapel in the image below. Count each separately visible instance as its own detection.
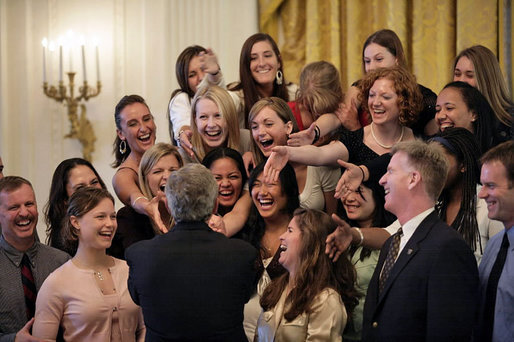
[377,211,439,303]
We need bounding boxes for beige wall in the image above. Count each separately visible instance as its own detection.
[0,0,258,239]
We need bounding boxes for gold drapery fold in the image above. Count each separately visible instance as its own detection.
[258,0,513,97]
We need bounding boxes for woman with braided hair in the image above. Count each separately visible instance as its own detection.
[430,127,503,262]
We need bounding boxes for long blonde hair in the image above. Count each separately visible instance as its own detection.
[190,85,241,161]
[454,45,513,126]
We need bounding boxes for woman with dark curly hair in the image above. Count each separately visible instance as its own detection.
[255,208,359,341]
[263,66,421,177]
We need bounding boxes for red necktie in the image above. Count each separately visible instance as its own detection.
[21,254,37,319]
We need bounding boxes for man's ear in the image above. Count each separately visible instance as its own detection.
[408,170,422,190]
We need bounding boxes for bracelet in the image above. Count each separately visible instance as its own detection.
[312,125,321,144]
[354,227,364,247]
[132,196,147,207]
[358,165,366,182]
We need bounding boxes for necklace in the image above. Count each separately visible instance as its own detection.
[370,123,404,149]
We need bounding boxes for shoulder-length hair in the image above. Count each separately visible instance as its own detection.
[296,61,343,119]
[454,45,513,127]
[44,158,106,254]
[245,162,299,252]
[362,29,408,74]
[248,97,299,165]
[260,208,360,321]
[359,66,422,126]
[442,81,497,153]
[61,187,114,251]
[139,143,184,199]
[190,85,241,162]
[229,33,290,124]
[112,94,151,167]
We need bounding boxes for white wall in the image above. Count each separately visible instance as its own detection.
[0,0,258,239]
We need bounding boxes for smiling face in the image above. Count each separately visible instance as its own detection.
[453,56,477,88]
[66,165,102,198]
[210,157,243,209]
[479,161,514,227]
[251,171,288,220]
[379,152,413,216]
[146,154,181,197]
[367,78,400,125]
[250,40,280,88]
[71,198,117,250]
[279,216,302,273]
[188,55,205,93]
[117,102,156,156]
[435,87,476,133]
[195,98,229,149]
[363,43,397,73]
[0,184,38,248]
[250,107,292,157]
[343,185,376,228]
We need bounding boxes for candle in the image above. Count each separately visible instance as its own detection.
[59,44,63,82]
[69,46,73,72]
[95,45,100,82]
[42,38,48,83]
[67,30,74,72]
[81,45,87,81]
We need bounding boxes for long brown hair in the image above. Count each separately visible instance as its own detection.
[260,208,359,321]
[229,33,290,125]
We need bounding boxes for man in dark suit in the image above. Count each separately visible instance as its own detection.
[126,163,257,342]
[362,140,478,342]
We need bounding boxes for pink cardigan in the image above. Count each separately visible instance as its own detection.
[33,258,145,342]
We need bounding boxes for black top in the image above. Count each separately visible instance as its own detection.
[108,206,155,260]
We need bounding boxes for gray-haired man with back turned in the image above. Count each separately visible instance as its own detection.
[126,163,257,342]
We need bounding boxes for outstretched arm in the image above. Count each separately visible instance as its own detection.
[112,169,168,233]
[264,142,349,182]
[287,113,341,147]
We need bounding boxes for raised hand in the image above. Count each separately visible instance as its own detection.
[334,159,365,200]
[325,214,353,262]
[263,146,289,183]
[287,123,316,147]
[179,128,194,159]
[336,97,361,131]
[198,48,220,75]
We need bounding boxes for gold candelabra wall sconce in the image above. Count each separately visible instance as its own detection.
[43,74,100,161]
[41,33,100,161]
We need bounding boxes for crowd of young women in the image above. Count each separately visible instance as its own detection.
[30,29,512,341]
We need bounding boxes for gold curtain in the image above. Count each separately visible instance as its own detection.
[259,0,513,97]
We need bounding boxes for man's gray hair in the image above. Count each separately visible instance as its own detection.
[166,163,218,222]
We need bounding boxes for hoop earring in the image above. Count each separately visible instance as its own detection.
[119,140,127,154]
[275,70,283,85]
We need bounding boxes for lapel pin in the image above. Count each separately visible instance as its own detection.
[407,249,413,255]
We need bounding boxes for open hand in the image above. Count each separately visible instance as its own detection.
[325,214,353,262]
[334,159,365,200]
[264,146,289,183]
[287,123,316,147]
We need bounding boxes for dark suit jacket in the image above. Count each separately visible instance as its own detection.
[362,211,478,342]
[125,221,257,342]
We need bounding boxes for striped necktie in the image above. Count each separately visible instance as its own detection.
[379,227,403,293]
[21,254,37,319]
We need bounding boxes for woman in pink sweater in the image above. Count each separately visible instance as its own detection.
[33,188,145,341]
